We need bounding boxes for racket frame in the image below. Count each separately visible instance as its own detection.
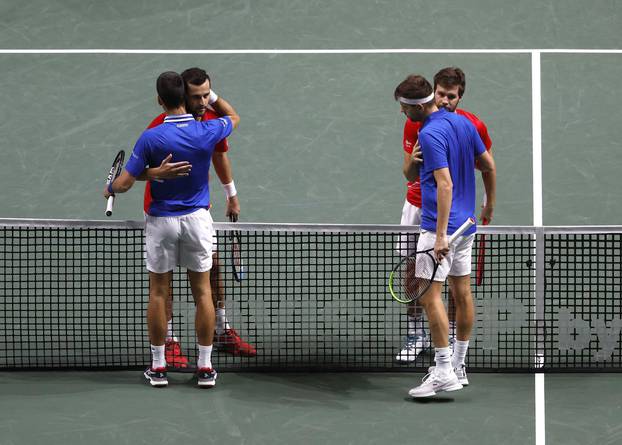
[389,217,475,304]
[105,150,125,217]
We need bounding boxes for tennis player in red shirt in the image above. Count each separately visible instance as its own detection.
[395,67,495,376]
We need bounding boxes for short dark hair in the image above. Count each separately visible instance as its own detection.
[181,67,211,87]
[434,67,466,97]
[156,71,185,108]
[394,74,433,102]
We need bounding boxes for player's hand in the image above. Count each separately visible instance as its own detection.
[103,186,113,200]
[434,233,449,262]
[411,141,423,164]
[226,195,240,221]
[480,204,494,225]
[152,154,192,179]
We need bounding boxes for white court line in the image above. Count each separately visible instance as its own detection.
[0,48,620,54]
[535,374,545,445]
[532,51,543,226]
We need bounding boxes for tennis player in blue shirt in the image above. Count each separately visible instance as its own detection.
[104,71,240,388]
[394,74,496,398]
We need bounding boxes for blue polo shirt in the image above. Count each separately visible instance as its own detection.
[418,108,486,236]
[125,114,233,216]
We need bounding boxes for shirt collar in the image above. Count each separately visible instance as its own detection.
[163,114,195,123]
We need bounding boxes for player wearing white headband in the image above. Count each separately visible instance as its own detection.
[394,68,495,378]
[393,74,496,398]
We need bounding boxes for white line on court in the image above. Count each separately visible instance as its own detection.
[531,51,546,445]
[0,48,620,54]
[535,373,545,445]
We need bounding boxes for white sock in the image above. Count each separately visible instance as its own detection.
[166,320,177,342]
[198,344,213,369]
[150,344,166,369]
[452,340,470,368]
[407,315,426,337]
[448,321,456,339]
[215,308,230,335]
[434,346,452,372]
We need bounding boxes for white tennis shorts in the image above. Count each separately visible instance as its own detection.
[416,230,475,282]
[395,200,422,257]
[145,208,214,273]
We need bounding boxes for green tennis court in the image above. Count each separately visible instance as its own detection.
[1,1,621,444]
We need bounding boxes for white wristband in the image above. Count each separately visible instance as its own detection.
[222,181,237,199]
[208,90,219,105]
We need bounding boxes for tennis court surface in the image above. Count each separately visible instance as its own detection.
[1,1,621,444]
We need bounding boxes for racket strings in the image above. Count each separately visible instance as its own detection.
[395,251,437,302]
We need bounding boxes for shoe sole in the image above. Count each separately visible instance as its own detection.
[197,381,217,388]
[409,382,463,398]
[144,372,168,387]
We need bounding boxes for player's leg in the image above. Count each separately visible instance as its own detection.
[212,227,256,356]
[143,271,171,387]
[179,209,218,387]
[447,285,457,346]
[408,282,462,398]
[407,231,462,398]
[446,233,476,386]
[164,283,189,368]
[143,214,180,387]
[395,201,429,362]
[187,269,217,387]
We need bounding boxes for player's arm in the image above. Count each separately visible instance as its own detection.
[104,135,147,198]
[210,96,240,129]
[136,154,192,181]
[433,167,453,261]
[104,170,137,198]
[212,151,240,220]
[402,141,422,182]
[477,151,496,223]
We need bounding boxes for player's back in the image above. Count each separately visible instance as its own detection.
[133,114,232,216]
[418,108,485,234]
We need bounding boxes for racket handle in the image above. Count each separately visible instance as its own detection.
[448,217,476,245]
[105,195,115,217]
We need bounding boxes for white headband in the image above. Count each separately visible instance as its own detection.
[398,93,434,105]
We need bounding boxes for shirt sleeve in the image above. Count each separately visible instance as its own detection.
[202,116,234,146]
[146,114,165,129]
[471,124,487,157]
[124,133,150,178]
[418,130,448,171]
[476,121,492,151]
[403,120,419,154]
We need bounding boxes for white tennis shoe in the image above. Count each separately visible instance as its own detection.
[395,335,430,362]
[408,367,463,398]
[427,364,469,386]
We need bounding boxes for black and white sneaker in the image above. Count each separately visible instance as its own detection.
[144,367,168,387]
[197,368,218,388]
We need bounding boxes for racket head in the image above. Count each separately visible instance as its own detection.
[389,250,438,304]
[105,150,125,217]
[106,150,125,185]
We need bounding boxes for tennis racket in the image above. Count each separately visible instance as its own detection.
[389,217,475,304]
[228,214,245,282]
[105,150,125,217]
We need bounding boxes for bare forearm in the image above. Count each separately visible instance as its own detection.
[436,183,452,236]
[212,152,233,184]
[481,170,496,207]
[403,161,419,182]
[211,97,240,129]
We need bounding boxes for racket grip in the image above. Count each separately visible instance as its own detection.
[105,195,115,217]
[448,217,476,245]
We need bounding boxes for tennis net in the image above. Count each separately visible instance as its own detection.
[1,218,620,372]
